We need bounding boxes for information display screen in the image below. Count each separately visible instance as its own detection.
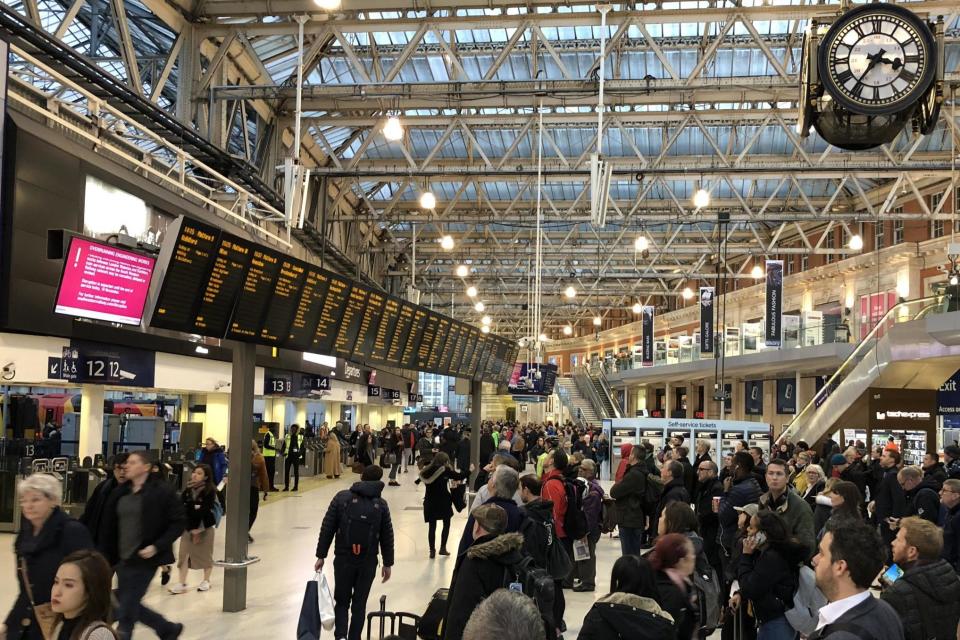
[55,236,156,326]
[227,247,283,341]
[439,322,461,374]
[406,308,430,370]
[334,284,370,357]
[418,312,441,371]
[352,290,385,362]
[311,271,350,354]
[473,338,491,381]
[449,324,469,375]
[194,233,251,337]
[460,328,479,378]
[150,217,220,332]
[368,295,401,365]
[388,301,416,367]
[258,258,307,344]
[428,316,452,373]
[284,266,331,351]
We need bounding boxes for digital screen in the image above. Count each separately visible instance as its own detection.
[334,284,370,357]
[312,271,350,354]
[448,324,469,376]
[439,322,461,374]
[55,236,155,326]
[258,258,307,344]
[472,338,490,381]
[388,302,416,367]
[508,363,557,395]
[418,312,441,371]
[352,289,385,362]
[460,328,480,378]
[406,307,430,370]
[427,316,451,373]
[149,217,220,332]
[227,247,283,340]
[369,295,401,365]
[194,233,251,337]
[284,266,331,351]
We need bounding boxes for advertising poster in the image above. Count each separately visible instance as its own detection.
[776,378,796,414]
[642,305,655,365]
[745,380,763,415]
[700,287,714,353]
[765,260,784,347]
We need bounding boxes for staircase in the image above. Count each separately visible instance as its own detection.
[591,377,619,418]
[556,378,599,424]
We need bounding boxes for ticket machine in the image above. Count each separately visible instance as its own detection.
[748,428,772,459]
[695,429,719,461]
[667,429,693,461]
[639,429,664,457]
[721,430,746,456]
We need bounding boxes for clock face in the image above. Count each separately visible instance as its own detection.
[819,4,935,116]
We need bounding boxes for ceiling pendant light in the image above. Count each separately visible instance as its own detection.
[466,285,478,298]
[751,263,764,279]
[682,286,694,300]
[383,115,404,141]
[313,0,341,8]
[440,234,454,250]
[632,302,643,314]
[420,191,436,210]
[538,333,548,342]
[481,325,490,334]
[693,188,711,209]
[634,235,649,252]
[564,285,577,299]
[849,234,864,251]
[481,315,491,326]
[593,316,602,326]
[563,325,573,336]
[474,301,485,312]
[455,264,469,278]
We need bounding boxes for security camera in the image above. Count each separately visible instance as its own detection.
[214,380,231,391]
[1,363,14,381]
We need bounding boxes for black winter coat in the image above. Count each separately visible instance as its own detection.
[577,592,677,640]
[181,486,217,531]
[609,462,649,529]
[315,480,395,566]
[738,546,800,623]
[78,476,119,547]
[519,498,556,573]
[420,464,467,522]
[881,559,960,640]
[873,467,906,525]
[694,477,723,547]
[656,572,698,640]
[942,504,960,573]
[100,476,185,568]
[6,508,94,639]
[718,476,762,552]
[922,463,947,491]
[904,477,941,524]
[657,479,692,523]
[443,532,526,640]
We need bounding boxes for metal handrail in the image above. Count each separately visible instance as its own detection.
[596,369,624,419]
[780,294,949,444]
[574,366,613,420]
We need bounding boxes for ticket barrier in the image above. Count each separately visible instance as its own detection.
[302,439,326,477]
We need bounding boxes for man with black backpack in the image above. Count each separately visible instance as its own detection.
[610,445,658,556]
[314,465,395,640]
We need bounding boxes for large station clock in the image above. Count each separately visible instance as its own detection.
[818,3,936,116]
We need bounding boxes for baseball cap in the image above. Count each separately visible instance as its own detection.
[473,504,507,536]
[830,453,847,465]
[734,503,760,518]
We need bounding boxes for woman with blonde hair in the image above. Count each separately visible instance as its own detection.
[800,463,826,509]
[321,425,342,479]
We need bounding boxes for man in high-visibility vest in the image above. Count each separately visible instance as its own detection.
[283,424,305,491]
[262,427,279,492]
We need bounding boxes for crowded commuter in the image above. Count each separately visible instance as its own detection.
[517,474,567,638]
[49,550,117,640]
[941,478,960,572]
[694,439,713,470]
[283,424,305,491]
[897,465,940,524]
[168,463,216,595]
[881,516,960,640]
[650,533,699,640]
[459,464,523,554]
[261,427,279,491]
[419,452,468,558]
[196,437,227,485]
[751,447,769,492]
[655,461,692,535]
[944,445,960,480]
[759,458,816,557]
[321,424,342,479]
[382,425,403,486]
[444,504,526,640]
[463,589,545,640]
[921,452,947,491]
[249,439,270,542]
[314,465,394,640]
[577,554,677,640]
[540,449,572,571]
[473,454,523,506]
[719,452,763,564]
[800,464,826,509]
[2,474,95,640]
[79,453,128,551]
[694,459,724,579]
[610,444,652,556]
[573,459,604,592]
[818,480,863,540]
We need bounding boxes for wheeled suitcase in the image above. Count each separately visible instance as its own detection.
[366,594,420,640]
[417,588,448,640]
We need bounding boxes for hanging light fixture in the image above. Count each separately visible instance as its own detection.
[313,0,341,8]
[563,325,573,336]
[693,188,711,209]
[455,264,469,278]
[632,302,643,314]
[682,286,694,300]
[751,263,764,279]
[564,285,577,299]
[383,115,404,141]
[538,333,548,342]
[420,191,437,210]
[634,235,649,252]
[474,301,485,312]
[593,316,602,326]
[481,325,490,334]
[481,315,491,326]
[440,234,454,250]
[849,234,864,251]
[466,285,478,298]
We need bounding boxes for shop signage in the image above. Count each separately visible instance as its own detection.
[263,370,330,396]
[765,260,783,347]
[699,287,714,353]
[745,380,763,415]
[52,341,155,387]
[642,306,655,365]
[776,379,796,414]
[876,410,931,420]
[938,369,960,415]
[338,361,365,384]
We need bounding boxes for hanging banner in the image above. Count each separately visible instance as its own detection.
[699,287,714,353]
[745,380,764,415]
[642,305,655,365]
[765,260,784,347]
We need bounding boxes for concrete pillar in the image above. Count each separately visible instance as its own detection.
[665,382,672,417]
[295,400,308,428]
[687,384,698,419]
[469,380,482,493]
[205,393,230,445]
[78,385,105,460]
[327,401,342,426]
[762,379,777,428]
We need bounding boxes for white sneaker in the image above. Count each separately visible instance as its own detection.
[168,583,188,594]
[197,580,211,592]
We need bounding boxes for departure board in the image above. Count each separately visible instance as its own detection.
[334,284,370,357]
[227,247,283,341]
[473,338,491,381]
[428,316,451,373]
[407,308,431,370]
[369,295,401,365]
[444,324,466,375]
[418,313,441,371]
[312,271,350,354]
[388,302,416,366]
[460,328,479,377]
[284,266,331,351]
[352,290,385,362]
[502,342,519,382]
[194,233,251,337]
[149,217,219,333]
[258,257,307,344]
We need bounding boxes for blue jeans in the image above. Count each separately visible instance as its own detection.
[115,562,179,639]
[619,526,645,556]
[757,615,796,640]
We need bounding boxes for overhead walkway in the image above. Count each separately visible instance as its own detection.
[781,295,960,446]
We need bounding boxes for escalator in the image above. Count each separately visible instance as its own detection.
[592,376,620,418]
[572,368,623,420]
[781,295,960,446]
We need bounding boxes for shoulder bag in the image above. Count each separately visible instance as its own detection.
[19,557,57,640]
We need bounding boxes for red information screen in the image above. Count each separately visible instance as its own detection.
[54,236,156,326]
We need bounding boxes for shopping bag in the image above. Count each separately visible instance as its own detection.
[450,483,467,512]
[318,572,335,631]
[297,575,321,640]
